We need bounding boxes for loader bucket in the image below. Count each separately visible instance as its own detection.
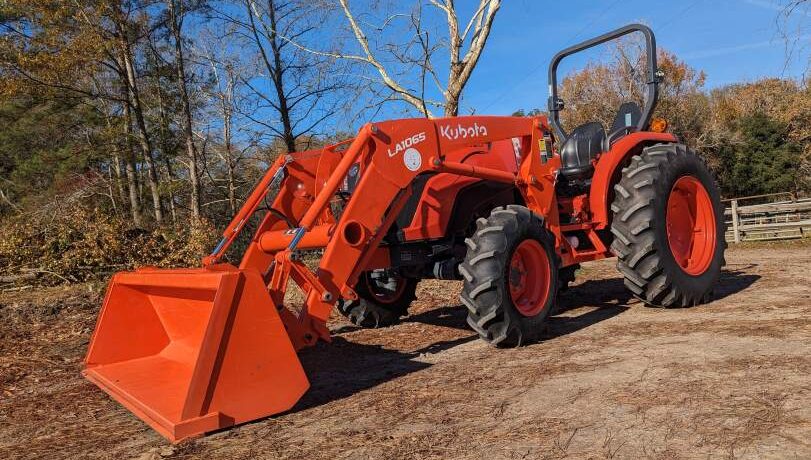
[83,266,309,442]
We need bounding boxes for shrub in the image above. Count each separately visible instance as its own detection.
[0,207,218,285]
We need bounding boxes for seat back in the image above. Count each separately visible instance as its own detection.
[607,102,643,144]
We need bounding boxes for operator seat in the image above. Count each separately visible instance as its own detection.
[558,121,606,180]
[558,101,643,181]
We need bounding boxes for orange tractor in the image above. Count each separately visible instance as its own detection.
[83,24,725,442]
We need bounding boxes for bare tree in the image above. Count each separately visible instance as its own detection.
[148,54,180,224]
[779,0,811,67]
[89,78,132,219]
[121,84,144,226]
[110,3,164,224]
[166,0,203,221]
[334,0,502,117]
[213,0,352,153]
[200,48,242,215]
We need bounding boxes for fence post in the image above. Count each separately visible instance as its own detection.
[731,199,740,243]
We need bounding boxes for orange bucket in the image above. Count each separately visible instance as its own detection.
[83,266,309,442]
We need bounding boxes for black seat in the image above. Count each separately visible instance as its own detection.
[559,121,606,180]
[558,101,645,181]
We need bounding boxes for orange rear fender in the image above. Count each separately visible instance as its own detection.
[589,132,677,228]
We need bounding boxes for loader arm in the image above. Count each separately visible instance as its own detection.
[256,116,556,347]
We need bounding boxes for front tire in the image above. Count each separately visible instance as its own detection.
[459,205,559,347]
[610,144,725,307]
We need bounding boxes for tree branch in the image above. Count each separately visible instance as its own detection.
[337,0,433,117]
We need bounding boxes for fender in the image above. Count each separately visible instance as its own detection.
[400,139,520,240]
[589,132,678,228]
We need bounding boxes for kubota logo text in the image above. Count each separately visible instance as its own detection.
[439,122,488,140]
[388,132,427,157]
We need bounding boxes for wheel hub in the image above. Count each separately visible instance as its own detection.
[665,176,716,275]
[365,272,407,304]
[508,240,551,317]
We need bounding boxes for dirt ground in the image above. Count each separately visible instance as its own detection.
[1,243,810,459]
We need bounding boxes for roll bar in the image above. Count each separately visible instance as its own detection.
[547,23,661,142]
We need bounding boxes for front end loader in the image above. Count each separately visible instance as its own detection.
[83,24,726,442]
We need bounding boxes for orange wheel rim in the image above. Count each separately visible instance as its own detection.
[509,240,551,317]
[666,176,716,275]
[364,273,406,304]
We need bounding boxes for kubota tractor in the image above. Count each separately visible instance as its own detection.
[83,24,725,442]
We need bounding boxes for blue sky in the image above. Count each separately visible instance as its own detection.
[461,0,810,116]
[210,1,811,137]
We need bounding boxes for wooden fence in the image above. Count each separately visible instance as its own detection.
[723,192,811,243]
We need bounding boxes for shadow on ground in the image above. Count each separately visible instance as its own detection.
[557,266,760,309]
[294,334,474,413]
[296,267,760,413]
[297,284,630,412]
[714,265,760,300]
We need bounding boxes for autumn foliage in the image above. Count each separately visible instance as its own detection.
[556,40,809,197]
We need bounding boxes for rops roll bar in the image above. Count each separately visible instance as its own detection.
[547,23,661,142]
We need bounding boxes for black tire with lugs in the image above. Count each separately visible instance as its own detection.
[459,205,558,347]
[609,143,725,307]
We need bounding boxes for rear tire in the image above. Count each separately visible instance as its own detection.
[610,144,725,307]
[459,205,559,347]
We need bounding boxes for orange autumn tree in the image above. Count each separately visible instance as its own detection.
[558,39,709,149]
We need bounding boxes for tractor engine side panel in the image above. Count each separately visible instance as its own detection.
[399,139,520,241]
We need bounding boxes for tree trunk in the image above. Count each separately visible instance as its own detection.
[122,100,142,226]
[119,34,163,224]
[223,69,237,215]
[224,121,237,216]
[99,98,129,213]
[105,164,119,215]
[167,0,202,221]
[154,73,178,224]
[112,152,127,212]
[444,89,461,117]
[245,0,297,152]
[108,125,129,212]
[266,0,296,152]
[164,157,178,224]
